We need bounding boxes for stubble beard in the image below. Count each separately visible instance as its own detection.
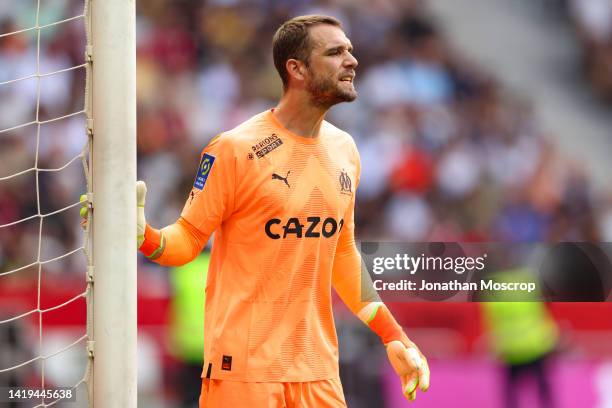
[306,70,357,109]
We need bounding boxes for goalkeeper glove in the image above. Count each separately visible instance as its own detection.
[359,302,430,402]
[79,194,89,229]
[135,181,165,258]
[136,180,147,248]
[386,337,430,401]
[79,181,161,253]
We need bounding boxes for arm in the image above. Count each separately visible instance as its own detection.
[332,236,430,401]
[139,216,209,267]
[138,135,236,266]
[331,150,430,401]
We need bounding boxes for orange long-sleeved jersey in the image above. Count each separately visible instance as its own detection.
[142,109,397,382]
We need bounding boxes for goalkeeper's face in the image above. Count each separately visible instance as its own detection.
[304,24,358,108]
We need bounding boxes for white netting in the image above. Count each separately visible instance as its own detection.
[0,0,92,406]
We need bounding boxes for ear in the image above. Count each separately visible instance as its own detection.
[285,58,307,84]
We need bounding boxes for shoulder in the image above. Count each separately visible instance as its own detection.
[321,120,360,159]
[201,110,276,166]
[213,111,273,152]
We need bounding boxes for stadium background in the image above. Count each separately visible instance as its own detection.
[1,0,612,407]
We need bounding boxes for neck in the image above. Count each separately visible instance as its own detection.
[273,89,328,138]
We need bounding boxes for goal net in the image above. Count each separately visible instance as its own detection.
[0,0,136,407]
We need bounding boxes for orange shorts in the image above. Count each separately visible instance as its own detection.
[199,378,347,408]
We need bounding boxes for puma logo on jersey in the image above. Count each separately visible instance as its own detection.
[265,217,344,239]
[272,171,291,188]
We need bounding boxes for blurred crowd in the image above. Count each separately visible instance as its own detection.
[2,0,612,278]
[134,0,612,246]
[0,0,86,278]
[566,0,612,102]
[1,0,612,406]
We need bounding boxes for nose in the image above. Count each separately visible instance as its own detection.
[344,51,358,69]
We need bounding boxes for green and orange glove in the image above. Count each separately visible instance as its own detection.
[79,194,89,229]
[359,302,430,402]
[386,338,430,401]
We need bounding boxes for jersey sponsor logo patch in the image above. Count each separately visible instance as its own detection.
[193,153,215,190]
[265,217,344,239]
[252,133,283,158]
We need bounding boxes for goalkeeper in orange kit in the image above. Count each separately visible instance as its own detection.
[136,15,429,407]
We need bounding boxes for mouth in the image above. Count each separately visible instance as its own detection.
[339,73,355,83]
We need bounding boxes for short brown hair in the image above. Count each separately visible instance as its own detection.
[272,15,343,89]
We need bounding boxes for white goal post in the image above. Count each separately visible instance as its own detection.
[90,0,137,406]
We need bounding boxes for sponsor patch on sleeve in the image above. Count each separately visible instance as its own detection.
[193,153,216,190]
